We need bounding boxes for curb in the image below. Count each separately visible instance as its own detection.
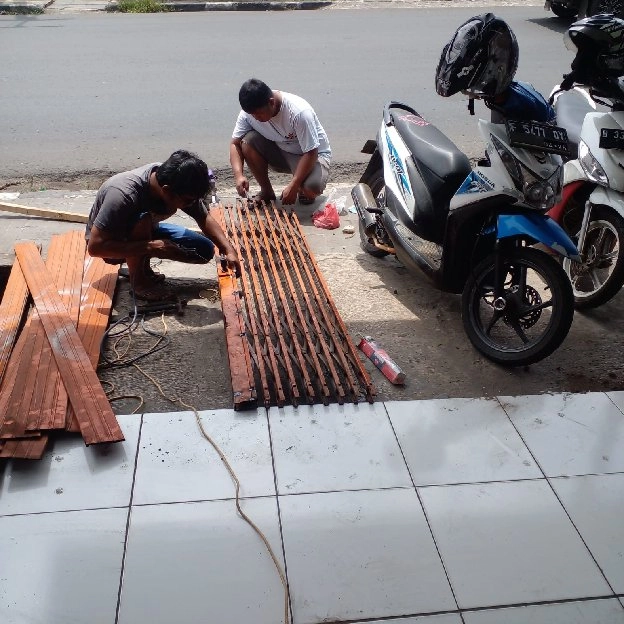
[157,0,332,9]
[0,0,331,11]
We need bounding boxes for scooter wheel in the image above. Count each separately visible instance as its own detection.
[563,206,624,310]
[461,247,574,366]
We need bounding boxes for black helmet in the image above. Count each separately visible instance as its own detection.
[565,14,624,82]
[435,13,519,98]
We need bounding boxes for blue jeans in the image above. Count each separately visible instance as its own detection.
[156,222,215,263]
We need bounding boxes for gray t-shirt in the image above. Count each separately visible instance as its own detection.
[232,91,331,160]
[86,163,207,240]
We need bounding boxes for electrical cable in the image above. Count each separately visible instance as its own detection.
[98,270,291,623]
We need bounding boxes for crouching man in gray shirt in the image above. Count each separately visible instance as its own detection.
[86,150,240,302]
[230,78,331,206]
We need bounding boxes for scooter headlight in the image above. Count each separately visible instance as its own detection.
[491,135,561,211]
[578,139,609,186]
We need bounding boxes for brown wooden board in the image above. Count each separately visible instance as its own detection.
[66,253,119,431]
[0,435,48,460]
[14,242,123,445]
[0,259,29,385]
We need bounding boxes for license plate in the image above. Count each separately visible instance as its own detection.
[599,128,624,149]
[505,120,570,156]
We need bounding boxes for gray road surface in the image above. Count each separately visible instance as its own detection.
[0,6,572,185]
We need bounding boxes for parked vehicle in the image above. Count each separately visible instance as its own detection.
[352,15,579,366]
[544,0,624,19]
[548,14,624,308]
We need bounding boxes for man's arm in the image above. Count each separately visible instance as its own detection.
[230,137,249,198]
[281,148,318,205]
[197,211,241,276]
[87,225,184,261]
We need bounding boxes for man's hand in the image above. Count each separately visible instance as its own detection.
[280,181,298,205]
[224,249,242,278]
[235,175,250,198]
[151,239,199,263]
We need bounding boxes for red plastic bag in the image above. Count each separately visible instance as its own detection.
[312,201,340,230]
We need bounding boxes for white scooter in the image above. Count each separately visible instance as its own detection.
[549,78,624,309]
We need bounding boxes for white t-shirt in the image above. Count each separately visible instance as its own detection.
[232,91,331,160]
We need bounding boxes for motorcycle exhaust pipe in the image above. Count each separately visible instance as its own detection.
[351,183,379,236]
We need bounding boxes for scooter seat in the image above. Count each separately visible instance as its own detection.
[554,90,594,158]
[391,111,471,193]
[390,109,472,242]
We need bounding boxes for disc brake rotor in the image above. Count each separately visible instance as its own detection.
[504,285,542,330]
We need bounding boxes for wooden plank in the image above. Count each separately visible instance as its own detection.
[24,234,69,432]
[0,202,88,224]
[0,315,41,439]
[40,231,85,430]
[0,435,48,460]
[66,253,118,432]
[0,259,29,384]
[14,242,123,445]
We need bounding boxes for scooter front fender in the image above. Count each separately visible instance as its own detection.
[497,213,581,261]
[589,185,624,220]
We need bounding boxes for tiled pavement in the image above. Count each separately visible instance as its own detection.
[1,392,624,623]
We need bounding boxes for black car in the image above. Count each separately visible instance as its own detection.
[545,0,624,18]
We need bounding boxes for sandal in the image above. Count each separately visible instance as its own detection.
[118,266,166,284]
[145,265,166,284]
[298,194,315,205]
[252,193,276,204]
[131,284,175,302]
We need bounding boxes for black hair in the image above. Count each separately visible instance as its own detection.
[239,78,273,114]
[155,150,209,198]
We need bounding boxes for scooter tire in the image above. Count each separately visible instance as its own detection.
[359,167,389,258]
[462,247,574,367]
[563,206,624,310]
[550,1,578,17]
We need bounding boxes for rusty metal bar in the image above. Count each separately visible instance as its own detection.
[271,206,350,402]
[281,209,375,402]
[218,205,271,407]
[212,200,374,409]
[212,204,257,409]
[245,205,302,404]
[256,201,318,404]
[265,203,336,403]
[233,201,286,406]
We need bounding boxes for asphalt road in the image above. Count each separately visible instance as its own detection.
[0,5,573,185]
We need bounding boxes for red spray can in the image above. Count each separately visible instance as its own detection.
[357,336,406,385]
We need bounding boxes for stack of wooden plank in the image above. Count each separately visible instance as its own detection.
[0,231,124,459]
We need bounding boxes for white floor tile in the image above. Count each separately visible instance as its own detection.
[133,409,274,505]
[387,398,541,486]
[606,391,624,415]
[269,402,412,494]
[463,598,624,623]
[551,473,624,593]
[500,392,624,476]
[0,414,140,515]
[279,488,456,624]
[0,507,127,624]
[353,617,462,624]
[118,497,285,624]
[420,480,612,609]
